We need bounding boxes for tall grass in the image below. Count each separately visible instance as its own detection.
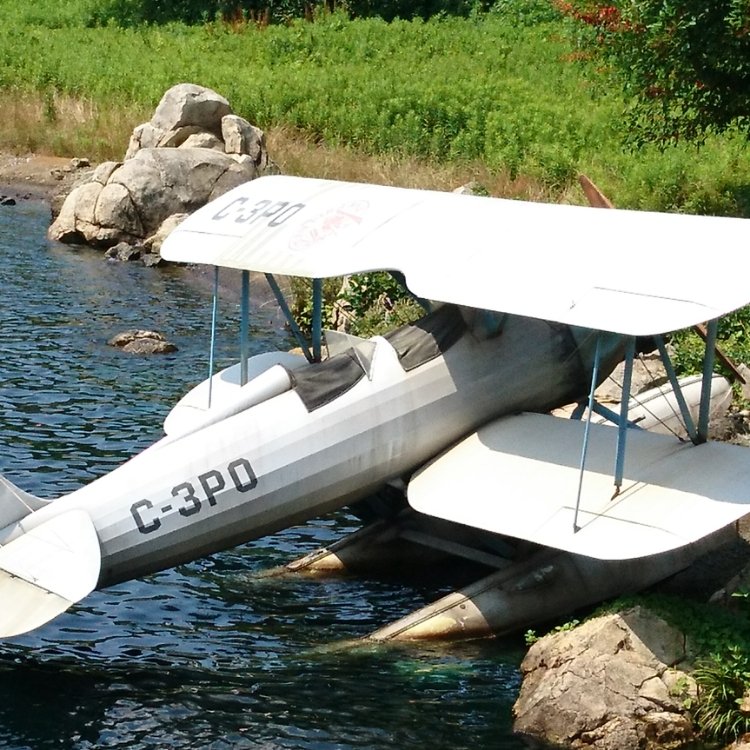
[0,0,748,214]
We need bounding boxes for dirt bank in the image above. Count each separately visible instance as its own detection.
[0,152,92,200]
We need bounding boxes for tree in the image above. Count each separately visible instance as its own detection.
[557,0,750,147]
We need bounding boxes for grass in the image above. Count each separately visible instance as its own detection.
[0,91,577,203]
[0,5,748,215]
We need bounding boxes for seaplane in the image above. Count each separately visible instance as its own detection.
[2,174,750,641]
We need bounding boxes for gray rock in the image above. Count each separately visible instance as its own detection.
[125,123,166,160]
[222,114,266,166]
[48,148,257,247]
[157,125,206,148]
[453,181,489,196]
[595,350,668,404]
[144,213,188,255]
[179,132,224,151]
[48,83,275,253]
[141,252,163,267]
[105,241,142,262]
[108,329,177,355]
[513,606,697,750]
[151,83,231,135]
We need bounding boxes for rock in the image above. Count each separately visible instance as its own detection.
[141,252,162,267]
[108,330,177,355]
[222,114,266,167]
[105,241,142,262]
[157,125,207,148]
[48,148,258,247]
[49,83,274,253]
[453,181,489,196]
[513,606,697,750]
[709,558,750,607]
[150,83,231,135]
[595,350,668,404]
[738,364,750,403]
[144,213,188,255]
[179,132,224,151]
[125,122,166,160]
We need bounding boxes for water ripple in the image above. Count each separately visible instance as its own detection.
[0,200,525,750]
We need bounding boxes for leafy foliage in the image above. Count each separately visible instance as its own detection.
[290,272,422,340]
[557,0,750,147]
[669,307,750,378]
[693,646,750,741]
[86,0,479,25]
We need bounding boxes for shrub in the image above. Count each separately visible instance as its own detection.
[692,646,750,742]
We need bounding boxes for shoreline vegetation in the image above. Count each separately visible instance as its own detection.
[0,4,749,216]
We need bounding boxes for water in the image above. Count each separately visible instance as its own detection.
[0,199,526,749]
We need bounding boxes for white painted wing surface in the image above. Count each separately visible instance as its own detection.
[408,413,750,560]
[160,175,750,336]
[0,510,101,638]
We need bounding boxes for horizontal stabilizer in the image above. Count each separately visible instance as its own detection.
[409,413,750,560]
[0,510,101,638]
[0,474,51,529]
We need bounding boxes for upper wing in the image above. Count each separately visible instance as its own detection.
[160,175,750,336]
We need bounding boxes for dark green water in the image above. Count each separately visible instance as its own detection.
[0,199,527,750]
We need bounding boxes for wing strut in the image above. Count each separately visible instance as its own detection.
[573,334,602,532]
[654,336,699,443]
[698,319,718,444]
[613,336,636,494]
[264,274,314,362]
[207,266,220,408]
[240,270,250,385]
[312,278,323,362]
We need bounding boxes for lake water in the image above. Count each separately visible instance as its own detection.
[0,198,527,750]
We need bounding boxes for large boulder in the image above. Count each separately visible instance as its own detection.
[513,606,697,750]
[49,147,258,247]
[49,83,276,253]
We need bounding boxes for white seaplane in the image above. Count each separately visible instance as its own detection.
[2,174,750,640]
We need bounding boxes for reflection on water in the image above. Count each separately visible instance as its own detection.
[0,199,526,749]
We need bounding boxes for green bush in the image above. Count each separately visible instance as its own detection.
[693,646,750,742]
[289,272,422,340]
[669,307,750,379]
[556,0,750,147]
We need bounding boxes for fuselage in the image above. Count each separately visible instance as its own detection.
[0,307,623,587]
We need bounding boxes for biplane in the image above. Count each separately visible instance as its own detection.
[2,174,750,640]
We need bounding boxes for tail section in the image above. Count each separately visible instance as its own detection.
[0,510,101,638]
[0,474,51,530]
